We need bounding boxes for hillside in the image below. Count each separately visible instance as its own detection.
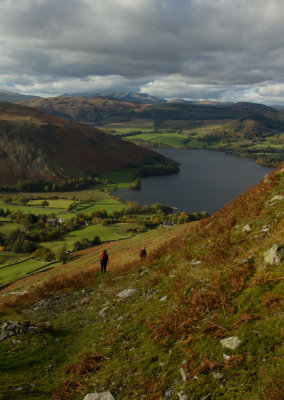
[60,92,167,105]
[0,102,177,186]
[214,114,284,139]
[25,96,145,124]
[0,89,38,103]
[0,164,283,399]
[138,102,277,122]
[26,97,278,125]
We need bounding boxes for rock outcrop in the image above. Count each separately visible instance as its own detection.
[0,321,37,342]
[264,244,284,265]
[117,288,138,299]
[83,392,115,400]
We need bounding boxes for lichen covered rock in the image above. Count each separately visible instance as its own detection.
[264,244,284,265]
[83,392,115,400]
[220,336,241,350]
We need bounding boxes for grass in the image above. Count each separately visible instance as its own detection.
[41,223,136,252]
[0,193,134,284]
[101,118,154,134]
[98,118,284,167]
[0,196,129,219]
[28,199,75,208]
[129,132,189,147]
[0,252,28,267]
[0,200,74,218]
[72,198,129,214]
[0,166,283,399]
[0,258,61,287]
[0,219,23,238]
[98,169,137,188]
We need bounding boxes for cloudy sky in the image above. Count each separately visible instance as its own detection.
[1,0,284,104]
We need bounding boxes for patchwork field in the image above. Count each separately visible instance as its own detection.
[99,118,284,166]
[1,189,184,287]
[41,222,138,252]
[0,258,61,287]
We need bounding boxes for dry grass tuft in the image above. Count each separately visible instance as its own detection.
[0,268,98,310]
[203,322,230,339]
[262,373,284,400]
[192,356,221,377]
[233,313,260,329]
[149,285,226,342]
[50,380,83,400]
[63,352,107,377]
[223,355,245,370]
[262,294,284,310]
[250,274,284,288]
[137,378,163,400]
[227,264,254,293]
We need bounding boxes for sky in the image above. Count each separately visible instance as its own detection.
[1,0,284,104]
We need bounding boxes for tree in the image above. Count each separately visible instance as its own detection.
[32,247,53,261]
[2,195,12,204]
[93,236,101,245]
[73,240,82,251]
[41,200,49,207]
[56,246,68,264]
[131,178,141,190]
[19,198,29,205]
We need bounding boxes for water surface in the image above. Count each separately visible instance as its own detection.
[115,149,272,214]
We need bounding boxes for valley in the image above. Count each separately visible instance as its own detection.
[0,93,283,400]
[98,115,284,168]
[23,97,284,168]
[1,1,284,398]
[0,163,283,400]
[0,187,205,288]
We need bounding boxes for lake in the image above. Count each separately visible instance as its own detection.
[115,149,273,214]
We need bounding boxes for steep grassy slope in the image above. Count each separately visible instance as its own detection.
[0,102,174,186]
[0,165,283,399]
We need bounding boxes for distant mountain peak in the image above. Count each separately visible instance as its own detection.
[0,89,38,103]
[61,90,166,104]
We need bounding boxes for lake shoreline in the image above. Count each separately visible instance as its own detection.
[113,148,273,214]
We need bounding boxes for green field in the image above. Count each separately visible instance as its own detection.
[28,199,75,208]
[101,118,154,134]
[0,197,129,218]
[0,193,136,280]
[0,251,28,267]
[98,169,138,188]
[0,219,23,238]
[98,118,284,167]
[42,222,138,251]
[72,198,129,214]
[0,200,74,218]
[99,119,231,149]
[0,258,61,287]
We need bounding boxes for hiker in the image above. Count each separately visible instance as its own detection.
[100,249,109,274]
[139,246,147,261]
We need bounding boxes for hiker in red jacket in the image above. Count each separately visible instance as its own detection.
[139,246,147,261]
[100,249,109,274]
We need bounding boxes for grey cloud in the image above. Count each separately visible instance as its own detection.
[0,0,283,102]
